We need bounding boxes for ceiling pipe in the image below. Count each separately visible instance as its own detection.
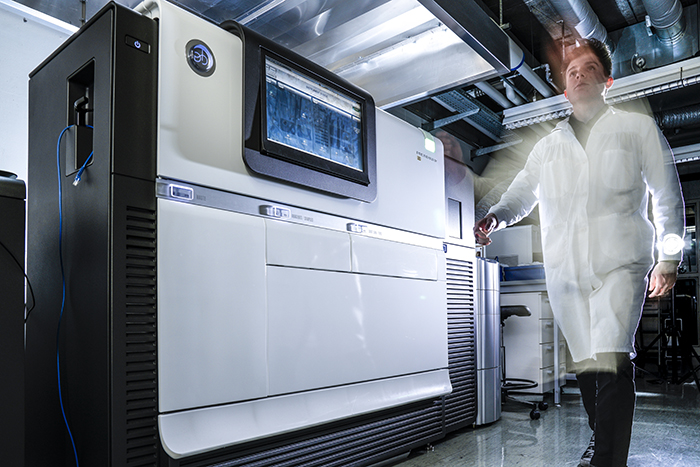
[472,37,555,108]
[501,78,527,105]
[475,81,513,108]
[550,0,614,53]
[509,40,555,98]
[642,0,686,44]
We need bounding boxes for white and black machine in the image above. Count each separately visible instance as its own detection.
[25,2,476,466]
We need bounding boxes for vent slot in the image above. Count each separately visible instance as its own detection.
[124,206,158,467]
[179,404,442,467]
[444,256,477,431]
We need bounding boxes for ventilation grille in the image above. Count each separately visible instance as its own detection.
[178,402,443,467]
[444,256,477,431]
[124,206,158,467]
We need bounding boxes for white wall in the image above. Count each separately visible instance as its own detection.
[0,0,76,183]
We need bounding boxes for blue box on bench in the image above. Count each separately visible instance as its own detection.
[502,264,545,281]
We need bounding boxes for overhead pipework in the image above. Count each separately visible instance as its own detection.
[475,81,513,109]
[550,0,614,53]
[508,39,554,100]
[642,0,686,45]
[655,103,700,131]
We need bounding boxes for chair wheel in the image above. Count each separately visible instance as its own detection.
[539,401,549,411]
[530,409,540,420]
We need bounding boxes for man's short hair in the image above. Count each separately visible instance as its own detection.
[562,38,612,78]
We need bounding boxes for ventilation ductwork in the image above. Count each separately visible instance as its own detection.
[642,0,686,44]
[550,0,613,52]
[655,103,700,130]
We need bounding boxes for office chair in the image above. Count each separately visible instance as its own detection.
[500,305,549,420]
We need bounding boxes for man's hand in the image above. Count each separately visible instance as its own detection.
[648,261,679,298]
[474,213,498,246]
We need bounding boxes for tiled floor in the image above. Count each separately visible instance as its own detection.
[389,376,700,467]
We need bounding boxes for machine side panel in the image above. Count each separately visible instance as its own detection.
[111,174,158,466]
[27,4,158,466]
[26,9,117,466]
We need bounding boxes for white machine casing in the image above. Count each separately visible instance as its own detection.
[138,1,450,459]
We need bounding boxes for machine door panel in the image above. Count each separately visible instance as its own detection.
[351,234,438,279]
[266,219,351,271]
[267,267,447,395]
[158,200,268,412]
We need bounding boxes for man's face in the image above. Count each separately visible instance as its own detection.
[564,51,610,105]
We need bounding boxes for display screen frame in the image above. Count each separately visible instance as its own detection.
[260,49,369,186]
[222,21,377,203]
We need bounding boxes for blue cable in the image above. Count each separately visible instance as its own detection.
[73,152,93,186]
[73,125,93,186]
[56,125,81,467]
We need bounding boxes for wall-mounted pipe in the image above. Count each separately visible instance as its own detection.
[642,0,685,44]
[551,0,614,53]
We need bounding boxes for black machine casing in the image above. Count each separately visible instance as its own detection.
[0,174,27,467]
[26,4,158,466]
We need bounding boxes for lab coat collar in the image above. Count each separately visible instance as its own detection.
[553,105,617,135]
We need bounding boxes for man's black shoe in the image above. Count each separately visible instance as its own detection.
[578,433,595,467]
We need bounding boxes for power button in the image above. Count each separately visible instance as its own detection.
[126,35,150,53]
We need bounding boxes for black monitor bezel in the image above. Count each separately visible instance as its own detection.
[221,21,377,203]
[260,49,370,187]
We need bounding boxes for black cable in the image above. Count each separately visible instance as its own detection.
[0,238,36,322]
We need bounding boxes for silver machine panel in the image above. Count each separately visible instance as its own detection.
[475,256,502,426]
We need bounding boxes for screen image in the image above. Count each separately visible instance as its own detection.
[265,56,363,172]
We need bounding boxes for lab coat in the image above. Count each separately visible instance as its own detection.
[488,106,684,362]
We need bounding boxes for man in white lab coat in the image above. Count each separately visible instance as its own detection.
[474,39,684,467]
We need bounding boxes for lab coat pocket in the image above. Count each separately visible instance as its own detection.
[600,149,638,190]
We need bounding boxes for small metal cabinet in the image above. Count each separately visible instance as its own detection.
[500,291,566,395]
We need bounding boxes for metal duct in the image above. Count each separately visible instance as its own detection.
[642,0,686,44]
[655,104,700,130]
[551,0,613,52]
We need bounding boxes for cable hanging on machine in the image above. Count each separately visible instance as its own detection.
[0,238,36,322]
[56,125,83,467]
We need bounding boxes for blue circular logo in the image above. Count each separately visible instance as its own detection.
[186,40,215,77]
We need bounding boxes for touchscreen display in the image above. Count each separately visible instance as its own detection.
[265,56,363,172]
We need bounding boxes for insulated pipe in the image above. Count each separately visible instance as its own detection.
[475,81,513,108]
[551,0,614,53]
[642,0,685,44]
[654,103,700,130]
[509,40,554,98]
[503,79,527,105]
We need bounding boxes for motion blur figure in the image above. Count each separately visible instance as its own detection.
[474,39,685,467]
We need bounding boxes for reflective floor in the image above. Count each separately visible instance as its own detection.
[389,376,700,467]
